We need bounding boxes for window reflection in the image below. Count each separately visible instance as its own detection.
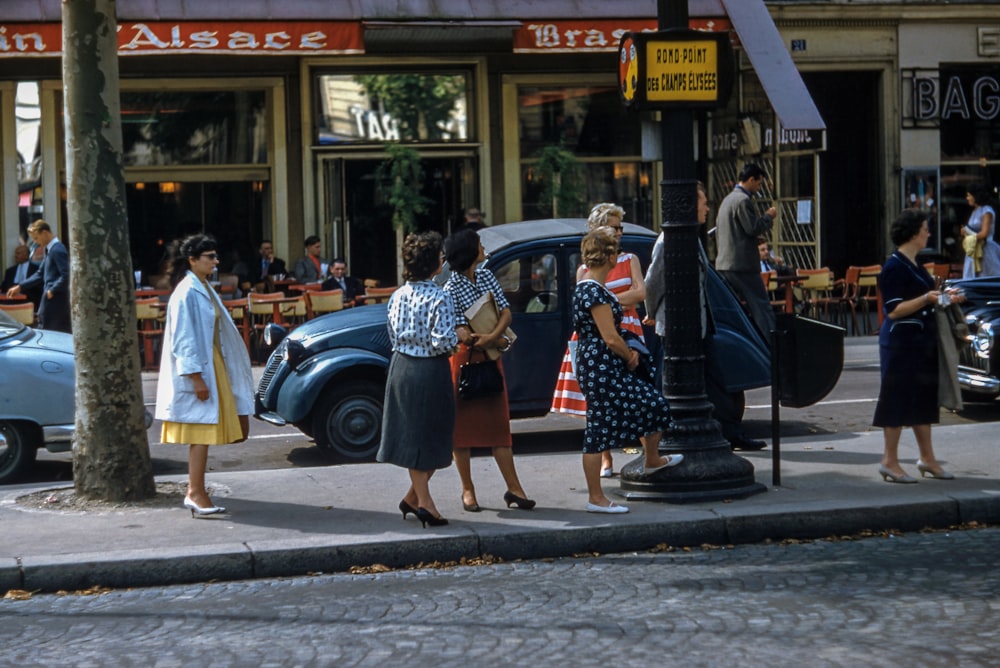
[119,91,267,166]
[315,72,470,144]
[518,85,639,158]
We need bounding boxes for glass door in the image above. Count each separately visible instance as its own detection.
[319,153,478,287]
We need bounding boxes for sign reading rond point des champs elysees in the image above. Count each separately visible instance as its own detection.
[619,29,734,110]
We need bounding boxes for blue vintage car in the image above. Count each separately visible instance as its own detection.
[948,275,1000,400]
[0,308,75,483]
[255,219,773,461]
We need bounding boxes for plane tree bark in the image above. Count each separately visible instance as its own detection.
[64,0,155,500]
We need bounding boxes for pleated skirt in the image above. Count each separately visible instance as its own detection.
[377,352,455,471]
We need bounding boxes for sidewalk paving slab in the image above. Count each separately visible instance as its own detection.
[3,417,1000,593]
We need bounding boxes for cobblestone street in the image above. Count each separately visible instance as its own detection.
[3,527,997,667]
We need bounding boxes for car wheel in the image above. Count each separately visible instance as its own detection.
[311,380,383,462]
[0,421,39,484]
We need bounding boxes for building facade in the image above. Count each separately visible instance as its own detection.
[0,1,996,284]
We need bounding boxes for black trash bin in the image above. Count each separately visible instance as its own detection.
[774,312,845,408]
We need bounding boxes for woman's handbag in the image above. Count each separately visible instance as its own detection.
[457,349,504,400]
[621,330,655,384]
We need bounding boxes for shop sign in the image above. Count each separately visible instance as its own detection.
[619,29,734,111]
[0,21,363,56]
[514,18,732,53]
[912,73,1000,122]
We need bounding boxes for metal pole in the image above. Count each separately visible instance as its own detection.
[618,0,765,502]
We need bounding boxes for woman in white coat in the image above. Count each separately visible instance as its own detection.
[155,235,254,517]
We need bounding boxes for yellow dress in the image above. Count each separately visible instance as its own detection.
[161,286,243,445]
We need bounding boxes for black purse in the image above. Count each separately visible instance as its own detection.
[621,330,655,384]
[457,348,504,400]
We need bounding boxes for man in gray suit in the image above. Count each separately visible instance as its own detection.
[715,163,777,338]
[6,220,71,333]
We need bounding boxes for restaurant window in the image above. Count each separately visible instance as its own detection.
[120,90,267,166]
[314,71,472,144]
[507,79,653,226]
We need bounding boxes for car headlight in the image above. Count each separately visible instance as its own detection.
[282,338,307,368]
[974,321,994,359]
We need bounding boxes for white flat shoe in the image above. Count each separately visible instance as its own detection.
[642,454,685,475]
[586,501,629,514]
[600,466,613,478]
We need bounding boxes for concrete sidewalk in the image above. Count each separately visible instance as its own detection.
[3,417,1000,593]
[5,337,998,593]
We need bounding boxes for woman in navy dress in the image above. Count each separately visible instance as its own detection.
[573,228,683,514]
[873,210,960,483]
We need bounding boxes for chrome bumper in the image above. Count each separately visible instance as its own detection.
[256,411,287,427]
[42,424,75,452]
[957,366,1000,397]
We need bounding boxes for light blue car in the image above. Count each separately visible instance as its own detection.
[0,308,75,483]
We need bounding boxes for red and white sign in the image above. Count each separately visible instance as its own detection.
[514,19,733,53]
[0,21,364,57]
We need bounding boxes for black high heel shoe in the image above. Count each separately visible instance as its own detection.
[415,507,449,528]
[503,490,536,510]
[399,499,418,519]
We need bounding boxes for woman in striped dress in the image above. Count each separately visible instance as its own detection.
[551,203,646,477]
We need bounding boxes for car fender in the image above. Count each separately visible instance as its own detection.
[273,347,388,423]
[705,325,771,392]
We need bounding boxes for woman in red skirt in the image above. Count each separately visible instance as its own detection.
[444,228,535,512]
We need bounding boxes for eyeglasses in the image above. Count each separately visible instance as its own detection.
[608,225,623,231]
[200,253,219,260]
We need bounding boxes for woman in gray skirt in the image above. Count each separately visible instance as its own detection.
[377,231,458,527]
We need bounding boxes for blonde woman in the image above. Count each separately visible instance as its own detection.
[552,203,646,478]
[573,228,683,513]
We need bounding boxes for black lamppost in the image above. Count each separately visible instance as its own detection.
[618,0,766,502]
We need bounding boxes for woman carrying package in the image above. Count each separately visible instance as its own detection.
[443,227,534,513]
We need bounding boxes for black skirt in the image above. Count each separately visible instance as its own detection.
[377,352,455,470]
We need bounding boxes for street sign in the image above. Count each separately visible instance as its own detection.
[619,29,734,110]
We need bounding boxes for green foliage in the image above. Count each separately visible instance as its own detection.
[535,145,586,218]
[376,143,432,234]
[355,74,464,141]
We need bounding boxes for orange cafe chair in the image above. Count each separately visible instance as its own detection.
[0,301,35,326]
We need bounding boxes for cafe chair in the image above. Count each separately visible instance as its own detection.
[135,296,165,370]
[362,286,397,304]
[796,267,843,324]
[0,301,35,326]
[248,292,287,362]
[222,298,251,354]
[305,289,344,319]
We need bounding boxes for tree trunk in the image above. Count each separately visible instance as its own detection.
[64,0,155,500]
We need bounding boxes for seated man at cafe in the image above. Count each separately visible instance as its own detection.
[293,235,331,283]
[2,245,38,297]
[321,257,363,305]
[758,237,794,277]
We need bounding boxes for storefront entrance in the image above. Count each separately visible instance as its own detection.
[126,180,266,285]
[319,154,477,286]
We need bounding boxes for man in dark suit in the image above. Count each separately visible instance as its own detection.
[322,257,363,304]
[6,220,71,332]
[1,244,37,293]
[257,239,287,281]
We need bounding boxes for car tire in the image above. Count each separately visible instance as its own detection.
[310,380,384,462]
[0,421,39,484]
